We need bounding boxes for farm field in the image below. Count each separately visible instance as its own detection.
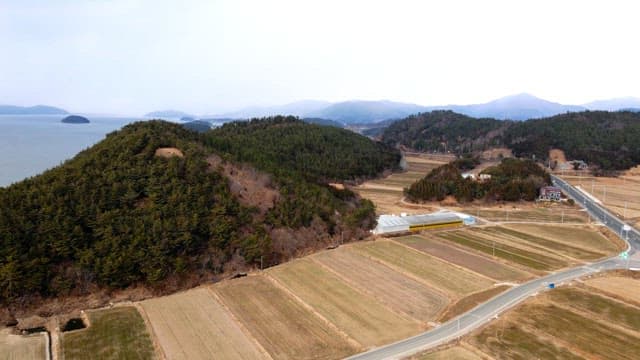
[139,287,265,360]
[352,240,494,298]
[503,223,623,254]
[61,306,154,360]
[409,272,640,360]
[411,346,483,360]
[436,229,568,271]
[354,154,447,214]
[584,274,640,304]
[563,174,640,226]
[213,275,358,360]
[467,282,640,360]
[313,247,448,322]
[0,328,46,360]
[473,226,604,262]
[268,258,421,347]
[397,235,530,281]
[460,206,588,223]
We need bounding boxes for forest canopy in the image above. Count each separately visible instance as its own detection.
[0,117,400,306]
[382,110,640,171]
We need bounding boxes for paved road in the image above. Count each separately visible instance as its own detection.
[346,175,637,360]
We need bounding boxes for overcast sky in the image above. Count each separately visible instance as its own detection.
[1,0,638,115]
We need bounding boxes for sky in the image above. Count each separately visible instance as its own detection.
[0,0,639,115]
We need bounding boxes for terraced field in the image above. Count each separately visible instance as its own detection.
[352,240,494,298]
[61,306,154,360]
[0,328,46,360]
[268,259,421,347]
[214,275,358,360]
[140,287,266,360]
[354,155,448,214]
[313,248,448,322]
[436,230,567,271]
[397,235,530,281]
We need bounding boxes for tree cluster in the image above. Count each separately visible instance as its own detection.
[405,158,550,203]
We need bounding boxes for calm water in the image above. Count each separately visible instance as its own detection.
[0,115,143,187]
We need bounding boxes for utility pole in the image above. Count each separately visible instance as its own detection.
[591,180,594,194]
[624,201,628,218]
[561,210,564,224]
[492,240,496,258]
[603,185,607,203]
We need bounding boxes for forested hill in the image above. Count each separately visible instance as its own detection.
[381,110,640,171]
[0,117,400,308]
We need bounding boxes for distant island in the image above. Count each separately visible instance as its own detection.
[0,104,68,115]
[61,115,90,124]
[145,109,194,118]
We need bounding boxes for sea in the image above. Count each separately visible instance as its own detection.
[0,115,150,187]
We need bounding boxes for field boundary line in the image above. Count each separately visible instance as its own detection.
[501,224,610,259]
[544,299,640,340]
[261,272,364,351]
[414,233,531,280]
[309,255,427,327]
[133,303,167,360]
[206,285,274,360]
[351,245,455,301]
[389,237,499,283]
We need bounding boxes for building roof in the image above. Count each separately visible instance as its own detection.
[377,212,461,228]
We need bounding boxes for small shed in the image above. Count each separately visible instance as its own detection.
[539,186,562,201]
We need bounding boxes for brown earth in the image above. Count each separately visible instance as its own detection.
[154,147,184,158]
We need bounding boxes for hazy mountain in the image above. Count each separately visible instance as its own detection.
[302,117,345,128]
[145,109,194,118]
[309,100,427,124]
[217,100,331,119]
[430,93,585,120]
[583,97,640,111]
[0,104,68,115]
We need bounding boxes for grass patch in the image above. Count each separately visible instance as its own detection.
[436,231,558,271]
[61,307,155,360]
[479,226,603,261]
[352,241,493,297]
[0,329,46,360]
[471,321,582,360]
[398,235,530,281]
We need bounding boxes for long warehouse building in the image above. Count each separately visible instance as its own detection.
[372,212,469,235]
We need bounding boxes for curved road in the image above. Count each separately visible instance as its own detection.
[346,175,639,360]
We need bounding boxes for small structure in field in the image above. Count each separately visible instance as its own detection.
[539,186,562,201]
[373,212,464,235]
[479,173,492,181]
[461,173,476,180]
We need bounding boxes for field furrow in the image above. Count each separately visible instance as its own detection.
[268,259,421,347]
[140,287,265,360]
[313,247,448,322]
[352,240,494,297]
[214,275,358,360]
[397,235,530,281]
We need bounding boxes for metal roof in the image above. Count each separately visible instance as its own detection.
[377,212,461,228]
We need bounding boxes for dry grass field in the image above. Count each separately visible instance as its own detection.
[214,275,358,360]
[354,154,448,214]
[584,275,640,304]
[61,306,154,360]
[461,206,589,223]
[436,229,568,271]
[468,283,640,360]
[268,258,421,347]
[313,247,449,322]
[503,223,623,254]
[563,174,640,226]
[140,287,266,360]
[0,328,46,360]
[411,346,484,360]
[397,235,530,281]
[352,240,494,298]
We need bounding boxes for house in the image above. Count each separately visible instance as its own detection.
[539,186,562,201]
[568,160,588,170]
[479,174,492,181]
[461,173,476,180]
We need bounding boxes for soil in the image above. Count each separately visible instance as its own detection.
[154,147,184,158]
